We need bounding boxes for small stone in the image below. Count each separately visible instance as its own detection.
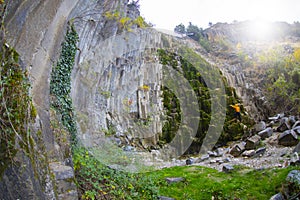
[292,120,300,129]
[159,196,175,200]
[269,193,284,200]
[229,143,245,157]
[207,151,218,157]
[215,148,225,157]
[222,164,234,173]
[293,126,300,135]
[186,158,194,165]
[258,127,273,140]
[216,159,224,164]
[268,113,284,122]
[286,170,300,185]
[223,157,231,163]
[210,160,217,164]
[165,177,185,184]
[199,154,210,162]
[253,147,266,157]
[290,152,300,166]
[242,150,255,157]
[293,142,300,153]
[123,145,135,151]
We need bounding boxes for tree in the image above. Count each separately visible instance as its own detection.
[186,22,202,41]
[174,23,186,34]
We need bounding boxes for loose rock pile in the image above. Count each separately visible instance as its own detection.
[189,113,300,171]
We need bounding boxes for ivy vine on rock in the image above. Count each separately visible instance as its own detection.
[50,23,79,146]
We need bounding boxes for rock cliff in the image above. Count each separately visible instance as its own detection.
[1,0,299,199]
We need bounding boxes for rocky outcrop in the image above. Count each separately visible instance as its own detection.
[2,0,145,199]
[203,22,300,121]
[2,0,299,199]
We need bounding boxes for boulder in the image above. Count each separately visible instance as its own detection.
[269,193,284,200]
[292,120,300,129]
[290,152,300,166]
[253,147,267,157]
[286,170,300,185]
[215,148,225,157]
[267,121,275,128]
[277,121,290,132]
[186,158,194,165]
[255,121,266,132]
[199,154,210,162]
[229,143,245,157]
[278,130,299,146]
[258,127,273,139]
[245,135,261,150]
[207,150,218,157]
[268,113,284,122]
[242,150,255,157]
[293,126,300,135]
[293,142,300,153]
[222,164,234,173]
[223,157,231,163]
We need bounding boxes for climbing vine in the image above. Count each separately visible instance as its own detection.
[50,23,79,146]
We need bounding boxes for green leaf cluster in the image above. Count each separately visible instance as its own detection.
[104,11,148,32]
[50,23,79,145]
[73,147,159,200]
[264,48,300,114]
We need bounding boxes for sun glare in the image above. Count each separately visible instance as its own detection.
[247,19,274,40]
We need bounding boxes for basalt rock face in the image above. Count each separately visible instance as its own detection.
[3,0,227,196]
[71,14,164,149]
[2,0,165,199]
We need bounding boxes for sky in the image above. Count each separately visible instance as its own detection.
[139,0,300,30]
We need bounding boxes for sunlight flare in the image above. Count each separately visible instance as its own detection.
[247,19,274,40]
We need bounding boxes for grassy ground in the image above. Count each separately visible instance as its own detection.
[149,165,299,200]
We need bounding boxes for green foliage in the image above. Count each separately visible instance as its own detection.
[161,86,181,143]
[158,48,247,152]
[186,22,202,41]
[198,37,212,52]
[104,11,120,20]
[151,165,299,200]
[174,22,212,52]
[104,11,148,32]
[73,147,160,200]
[133,16,147,28]
[0,42,37,177]
[174,23,186,34]
[50,23,79,146]
[264,49,300,114]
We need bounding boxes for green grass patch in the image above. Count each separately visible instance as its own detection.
[150,165,299,200]
[73,147,159,200]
